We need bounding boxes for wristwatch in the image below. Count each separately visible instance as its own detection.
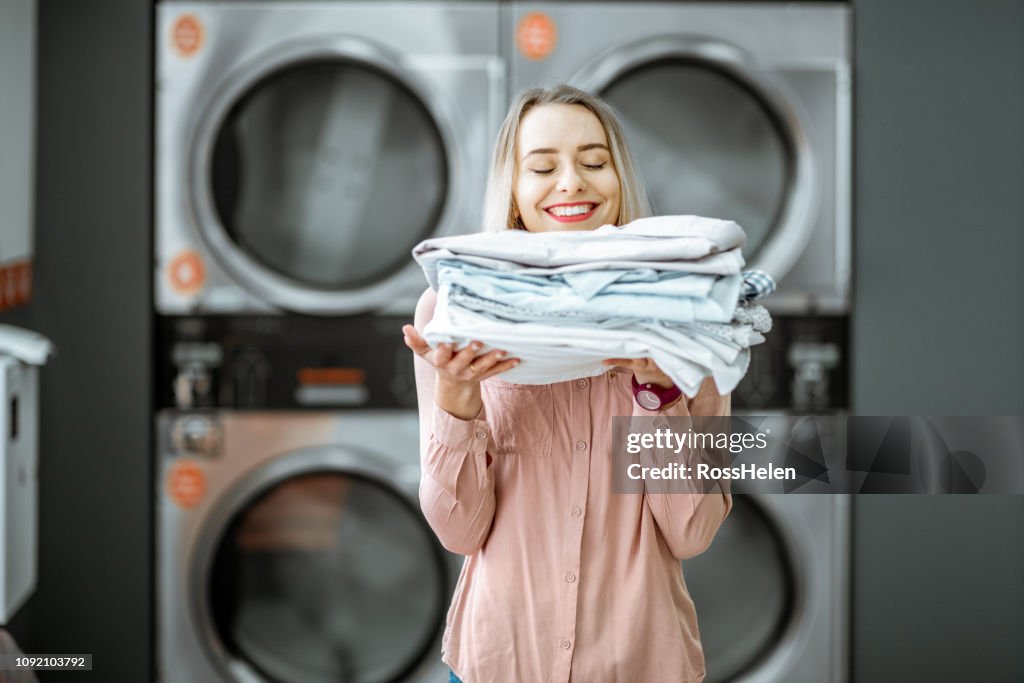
[631,375,682,410]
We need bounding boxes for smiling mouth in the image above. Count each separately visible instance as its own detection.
[545,203,598,222]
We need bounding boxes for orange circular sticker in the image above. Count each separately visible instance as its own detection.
[168,249,205,295]
[171,14,204,58]
[516,12,558,61]
[167,459,206,508]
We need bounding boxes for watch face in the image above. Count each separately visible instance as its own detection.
[637,390,661,410]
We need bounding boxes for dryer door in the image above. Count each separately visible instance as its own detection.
[190,40,458,315]
[191,446,452,683]
[572,37,818,287]
[684,490,849,682]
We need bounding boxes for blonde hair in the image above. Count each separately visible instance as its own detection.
[481,85,651,232]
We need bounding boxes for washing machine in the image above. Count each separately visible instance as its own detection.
[156,316,463,683]
[155,1,503,316]
[154,4,494,677]
[504,1,852,412]
[503,4,851,680]
[504,1,850,315]
[683,414,851,683]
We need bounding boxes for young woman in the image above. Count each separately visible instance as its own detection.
[402,85,732,683]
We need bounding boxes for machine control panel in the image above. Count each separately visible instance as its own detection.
[156,315,417,410]
[734,315,848,413]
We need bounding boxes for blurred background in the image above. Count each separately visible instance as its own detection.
[1,0,1023,681]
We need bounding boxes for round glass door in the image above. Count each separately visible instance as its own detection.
[207,471,448,683]
[209,59,448,290]
[684,496,796,682]
[599,58,793,258]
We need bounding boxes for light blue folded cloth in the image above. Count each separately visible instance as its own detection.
[437,260,741,325]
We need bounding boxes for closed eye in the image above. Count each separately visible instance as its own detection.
[529,168,555,175]
[583,163,607,170]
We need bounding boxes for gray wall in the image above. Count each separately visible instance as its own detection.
[852,0,1024,681]
[4,1,152,682]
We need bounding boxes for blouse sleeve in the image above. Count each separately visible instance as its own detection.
[638,376,734,560]
[413,289,497,556]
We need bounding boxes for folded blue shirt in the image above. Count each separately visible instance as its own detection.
[437,260,740,324]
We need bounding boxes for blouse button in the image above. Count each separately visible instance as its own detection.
[575,440,587,451]
[560,639,572,650]
[576,379,588,389]
[475,430,486,440]
[571,506,582,517]
[565,572,576,583]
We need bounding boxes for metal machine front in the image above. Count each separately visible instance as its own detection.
[155,316,461,682]
[156,417,452,683]
[157,410,461,683]
[506,1,851,315]
[155,2,502,316]
[684,421,851,683]
[503,4,853,681]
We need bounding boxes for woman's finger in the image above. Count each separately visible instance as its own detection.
[603,358,641,370]
[445,341,483,374]
[402,324,432,356]
[476,357,520,381]
[467,348,507,374]
[433,342,456,366]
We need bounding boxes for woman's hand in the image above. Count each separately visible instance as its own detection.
[602,357,674,389]
[403,325,519,384]
[403,324,519,420]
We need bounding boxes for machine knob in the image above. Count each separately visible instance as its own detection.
[171,416,222,457]
[788,341,840,410]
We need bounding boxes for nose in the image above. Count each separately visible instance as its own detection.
[556,165,586,194]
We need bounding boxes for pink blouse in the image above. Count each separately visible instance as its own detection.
[414,304,733,683]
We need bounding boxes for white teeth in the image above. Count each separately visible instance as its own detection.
[549,204,594,217]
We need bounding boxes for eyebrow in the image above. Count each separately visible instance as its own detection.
[521,143,610,161]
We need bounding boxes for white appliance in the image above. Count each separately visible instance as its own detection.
[685,413,851,683]
[505,1,851,314]
[503,16,853,677]
[155,1,503,316]
[0,326,53,624]
[157,410,462,683]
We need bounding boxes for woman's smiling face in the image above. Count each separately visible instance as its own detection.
[514,103,622,233]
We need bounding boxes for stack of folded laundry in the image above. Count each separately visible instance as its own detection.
[413,215,773,398]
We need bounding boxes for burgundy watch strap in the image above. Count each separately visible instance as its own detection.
[631,374,682,410]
